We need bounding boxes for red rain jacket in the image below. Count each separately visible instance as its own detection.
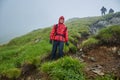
[50,16,68,42]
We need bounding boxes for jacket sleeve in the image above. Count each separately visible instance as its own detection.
[65,27,68,42]
[50,25,55,40]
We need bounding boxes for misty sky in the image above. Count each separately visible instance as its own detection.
[0,0,120,44]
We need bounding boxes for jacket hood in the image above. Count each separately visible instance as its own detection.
[59,16,65,24]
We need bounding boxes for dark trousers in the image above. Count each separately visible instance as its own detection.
[51,40,64,59]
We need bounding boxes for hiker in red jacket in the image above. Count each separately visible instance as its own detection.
[50,16,69,59]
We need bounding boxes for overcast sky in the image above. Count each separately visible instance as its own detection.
[0,0,120,44]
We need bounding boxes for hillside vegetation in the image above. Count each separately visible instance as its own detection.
[0,12,120,80]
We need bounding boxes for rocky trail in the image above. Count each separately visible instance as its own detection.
[13,44,120,80]
[73,46,120,80]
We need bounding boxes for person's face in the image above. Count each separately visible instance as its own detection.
[59,19,64,23]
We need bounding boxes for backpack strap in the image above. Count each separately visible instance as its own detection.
[64,27,67,33]
[55,24,58,33]
[54,24,67,38]
[63,27,67,37]
[54,24,58,36]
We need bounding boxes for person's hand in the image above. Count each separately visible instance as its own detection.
[65,42,69,46]
[49,40,52,44]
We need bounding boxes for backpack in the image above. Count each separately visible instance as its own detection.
[54,24,67,38]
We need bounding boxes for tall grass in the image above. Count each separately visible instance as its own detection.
[41,56,85,80]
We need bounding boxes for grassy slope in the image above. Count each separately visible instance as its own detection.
[0,12,120,79]
[0,16,101,78]
[0,28,52,78]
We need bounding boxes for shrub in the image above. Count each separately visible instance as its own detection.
[80,37,99,48]
[96,27,113,41]
[40,56,85,80]
[96,25,120,45]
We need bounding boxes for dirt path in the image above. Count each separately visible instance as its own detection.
[14,46,120,80]
[71,46,120,80]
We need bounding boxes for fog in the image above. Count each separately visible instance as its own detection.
[0,0,120,44]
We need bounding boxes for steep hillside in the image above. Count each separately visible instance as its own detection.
[90,12,120,34]
[0,12,120,80]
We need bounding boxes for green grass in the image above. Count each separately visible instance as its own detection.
[0,29,52,78]
[0,42,52,78]
[96,25,120,44]
[95,74,114,80]
[0,15,103,78]
[2,68,21,79]
[1,12,119,79]
[80,25,120,48]
[40,56,85,80]
[80,37,99,48]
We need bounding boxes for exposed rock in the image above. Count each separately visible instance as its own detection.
[110,17,120,25]
[34,38,41,43]
[89,14,120,34]
[117,50,120,56]
[78,57,84,62]
[81,54,86,58]
[90,65,104,76]
[89,57,96,62]
[76,50,85,56]
[79,48,83,52]
[97,21,108,27]
[35,79,42,80]
[112,47,117,53]
[26,76,31,80]
[90,20,108,34]
[76,51,81,56]
[112,68,116,71]
[92,69,104,76]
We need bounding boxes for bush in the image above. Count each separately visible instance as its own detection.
[80,37,99,48]
[96,25,120,45]
[96,28,113,41]
[40,56,85,80]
